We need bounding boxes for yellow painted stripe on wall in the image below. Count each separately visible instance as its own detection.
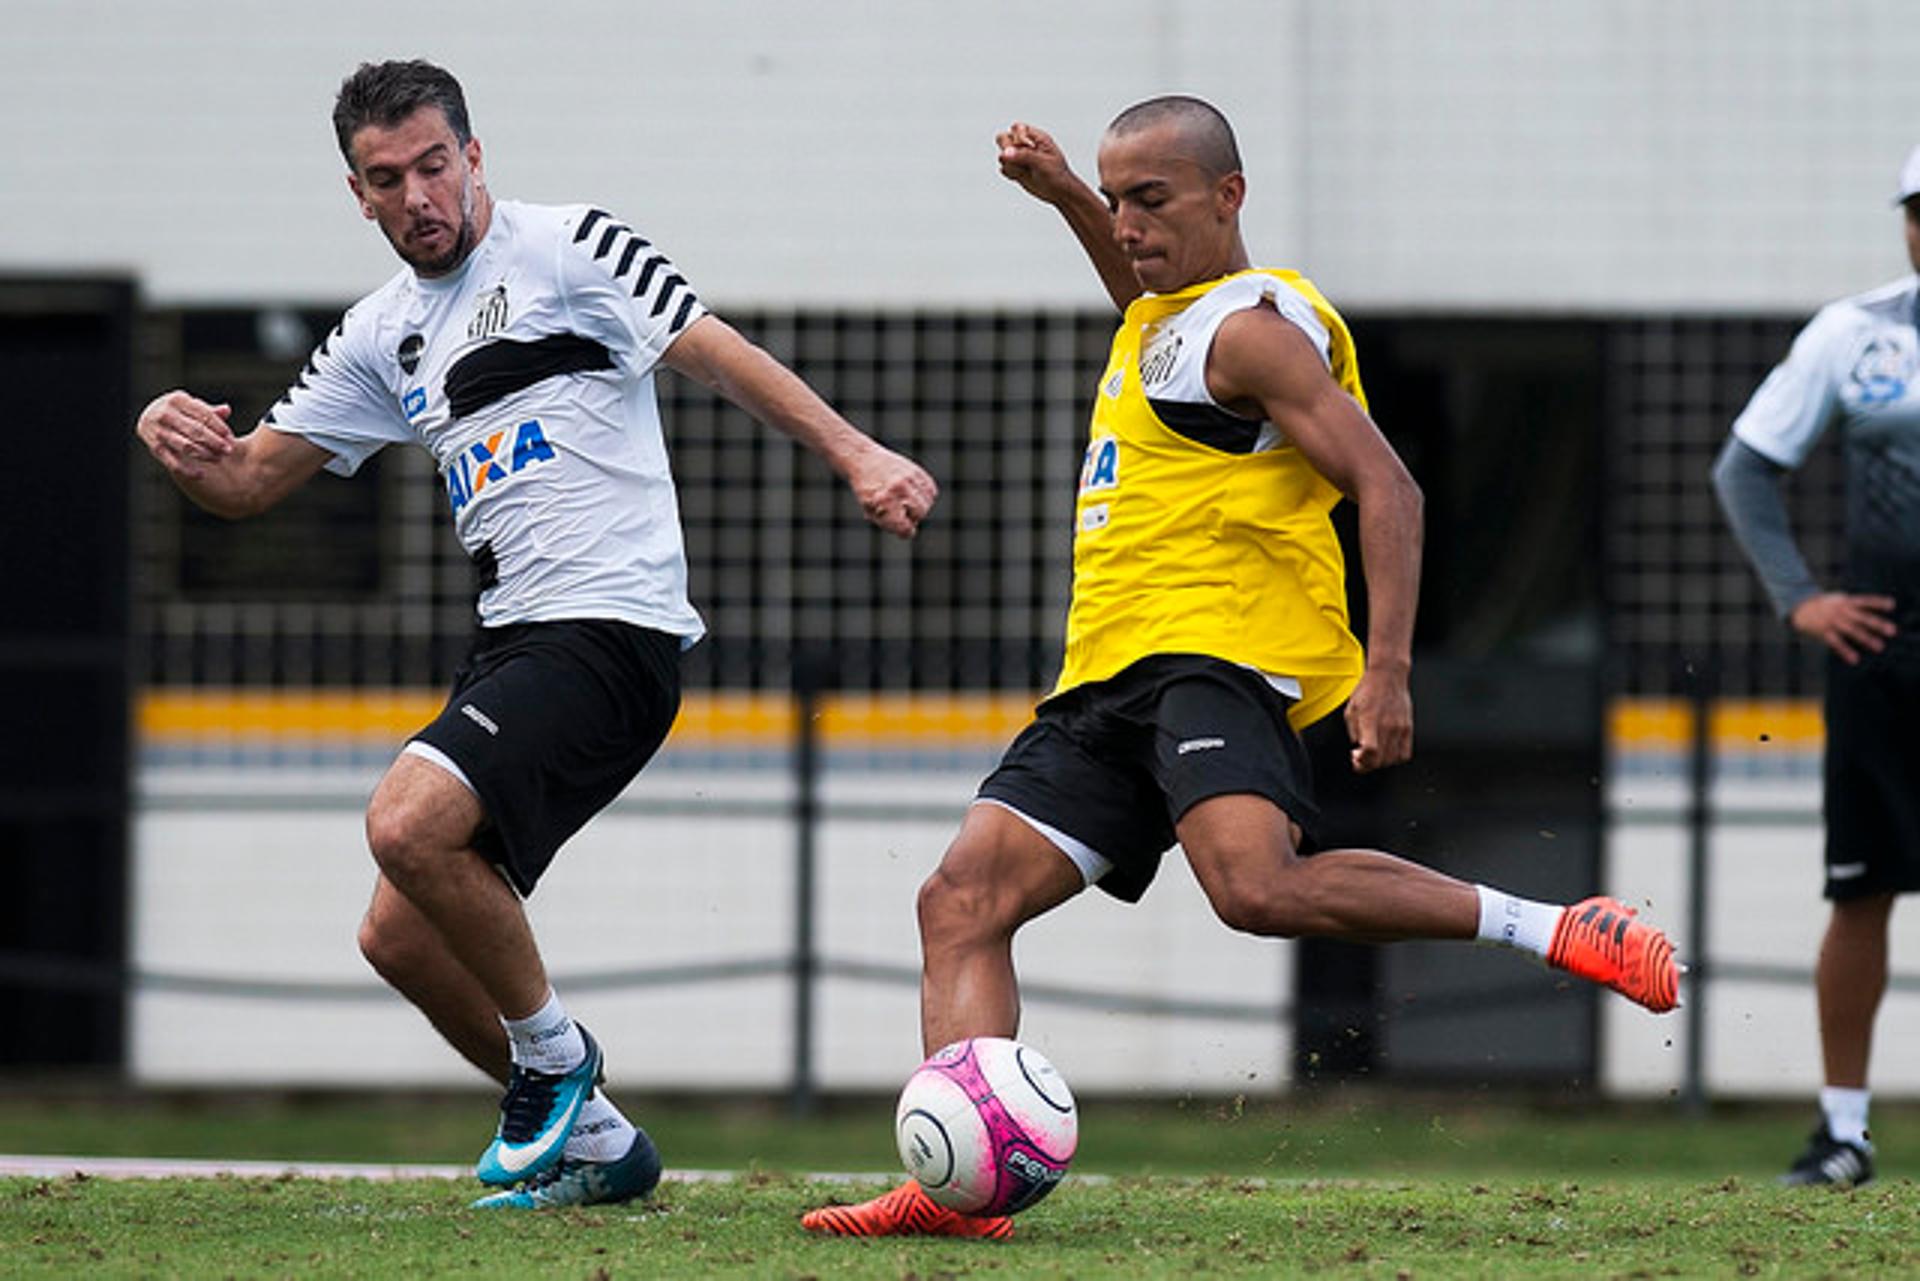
[1603,697,1824,752]
[139,690,445,740]
[137,689,1042,749]
[138,691,1822,751]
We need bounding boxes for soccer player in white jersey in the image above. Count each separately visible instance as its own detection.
[134,60,938,1210]
[1713,145,1920,1189]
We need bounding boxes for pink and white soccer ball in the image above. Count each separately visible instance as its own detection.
[894,1036,1078,1216]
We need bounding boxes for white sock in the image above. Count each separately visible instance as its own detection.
[564,1089,638,1163]
[501,988,586,1074]
[1474,886,1565,958]
[1821,1086,1872,1149]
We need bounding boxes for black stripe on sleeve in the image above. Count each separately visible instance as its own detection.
[594,223,629,260]
[614,237,647,279]
[573,208,610,243]
[631,255,667,298]
[670,292,699,333]
[649,274,687,319]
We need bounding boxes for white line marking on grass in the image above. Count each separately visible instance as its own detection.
[0,1154,900,1184]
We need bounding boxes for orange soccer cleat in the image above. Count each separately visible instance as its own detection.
[801,1180,1014,1240]
[1547,895,1681,1013]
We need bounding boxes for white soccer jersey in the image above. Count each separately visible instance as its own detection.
[265,199,708,640]
[1733,274,1920,626]
[1734,276,1920,467]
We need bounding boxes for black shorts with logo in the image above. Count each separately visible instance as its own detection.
[1823,650,1920,900]
[411,619,682,896]
[977,653,1319,903]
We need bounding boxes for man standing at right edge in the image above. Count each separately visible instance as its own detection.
[1713,144,1920,1189]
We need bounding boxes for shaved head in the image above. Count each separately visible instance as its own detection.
[1105,96,1242,180]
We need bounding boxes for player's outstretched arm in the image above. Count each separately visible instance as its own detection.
[662,315,938,539]
[1207,308,1424,774]
[995,122,1140,313]
[135,390,331,519]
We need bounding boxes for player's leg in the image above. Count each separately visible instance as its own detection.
[357,871,510,1082]
[1157,662,1678,1011]
[385,622,678,1198]
[363,752,603,1191]
[364,752,550,1019]
[1176,794,1679,1010]
[807,718,1125,1240]
[1818,894,1894,1088]
[1784,652,1917,1185]
[1781,893,1893,1186]
[917,801,1091,1052]
[1176,792,1477,941]
[358,865,650,1197]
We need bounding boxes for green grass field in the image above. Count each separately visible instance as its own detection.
[3,1091,1915,1278]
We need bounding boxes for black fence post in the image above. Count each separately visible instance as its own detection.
[0,279,135,1072]
[789,648,833,1117]
[1681,658,1715,1115]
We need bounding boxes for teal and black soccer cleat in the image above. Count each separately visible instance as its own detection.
[474,1026,604,1187]
[471,1127,663,1209]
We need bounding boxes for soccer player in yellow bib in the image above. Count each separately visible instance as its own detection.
[803,97,1681,1240]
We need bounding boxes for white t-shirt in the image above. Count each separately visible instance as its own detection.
[1732,274,1920,618]
[265,199,707,640]
[1734,276,1920,467]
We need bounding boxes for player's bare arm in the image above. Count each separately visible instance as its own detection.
[135,389,331,519]
[1208,306,1424,773]
[662,314,938,539]
[995,122,1140,313]
[1789,591,1898,665]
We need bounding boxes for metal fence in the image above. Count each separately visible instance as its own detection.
[103,302,1920,1102]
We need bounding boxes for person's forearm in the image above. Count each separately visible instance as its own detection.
[705,339,876,475]
[1711,436,1820,619]
[1355,473,1424,670]
[1049,181,1139,312]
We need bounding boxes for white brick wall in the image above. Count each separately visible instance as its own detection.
[7,0,1920,309]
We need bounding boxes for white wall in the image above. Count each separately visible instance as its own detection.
[1604,771,1920,1100]
[130,762,1292,1093]
[131,757,1920,1098]
[7,0,1919,311]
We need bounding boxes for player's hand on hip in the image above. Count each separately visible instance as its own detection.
[1790,591,1898,665]
[850,445,939,539]
[996,122,1077,204]
[136,390,235,479]
[1344,666,1413,774]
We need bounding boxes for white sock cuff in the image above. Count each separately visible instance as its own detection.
[1821,1086,1872,1147]
[1474,886,1564,958]
[501,989,583,1071]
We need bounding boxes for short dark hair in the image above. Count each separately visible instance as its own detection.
[1106,95,1243,179]
[332,60,473,168]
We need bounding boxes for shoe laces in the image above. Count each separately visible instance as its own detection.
[497,1065,564,1143]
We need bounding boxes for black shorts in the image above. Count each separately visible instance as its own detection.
[1823,651,1920,900]
[976,653,1318,903]
[411,619,682,896]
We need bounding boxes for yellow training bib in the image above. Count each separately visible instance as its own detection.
[1055,269,1368,730]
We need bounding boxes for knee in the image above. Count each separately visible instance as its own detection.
[1211,888,1297,938]
[1200,853,1310,939]
[917,861,1016,952]
[364,798,434,884]
[357,907,424,985]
